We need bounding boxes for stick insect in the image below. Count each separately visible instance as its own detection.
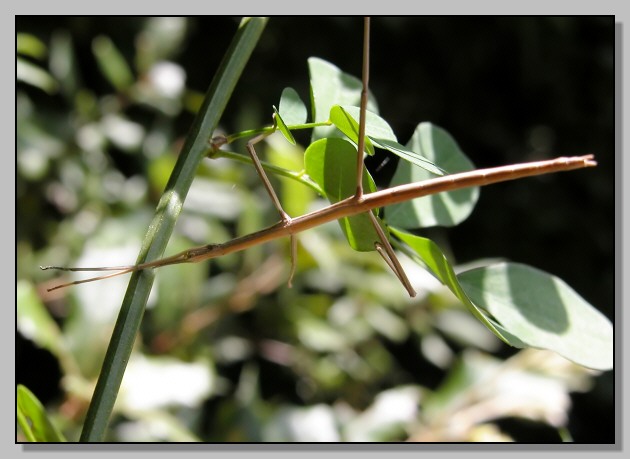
[41,18,596,296]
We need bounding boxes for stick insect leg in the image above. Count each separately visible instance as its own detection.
[367,211,416,297]
[246,130,291,223]
[355,18,413,296]
[287,233,298,288]
[246,125,298,287]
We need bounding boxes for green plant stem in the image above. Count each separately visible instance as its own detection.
[225,121,331,143]
[79,17,268,442]
[210,148,323,194]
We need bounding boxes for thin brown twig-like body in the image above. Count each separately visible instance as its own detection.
[42,154,596,291]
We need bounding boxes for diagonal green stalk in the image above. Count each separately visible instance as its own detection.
[224,121,330,143]
[211,148,324,194]
[79,17,268,442]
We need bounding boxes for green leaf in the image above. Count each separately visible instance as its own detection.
[305,137,383,251]
[273,106,296,145]
[49,31,81,97]
[332,106,444,176]
[16,58,59,94]
[17,385,66,442]
[343,105,398,142]
[92,35,134,91]
[16,280,61,349]
[278,87,308,125]
[308,57,378,141]
[390,228,521,345]
[340,106,397,141]
[392,227,613,370]
[17,33,47,59]
[329,105,375,155]
[371,137,446,177]
[457,263,613,370]
[385,123,478,228]
[16,281,77,377]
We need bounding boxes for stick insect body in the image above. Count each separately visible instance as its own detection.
[41,152,596,292]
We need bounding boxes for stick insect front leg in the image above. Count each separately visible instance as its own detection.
[244,117,298,287]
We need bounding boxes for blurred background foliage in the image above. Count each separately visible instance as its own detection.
[16,17,614,442]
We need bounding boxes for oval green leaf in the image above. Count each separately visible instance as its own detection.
[16,59,59,94]
[457,263,613,370]
[304,137,382,251]
[308,57,379,141]
[278,87,308,125]
[390,227,519,345]
[92,35,134,91]
[17,33,48,59]
[340,106,397,141]
[337,107,444,176]
[329,105,375,155]
[392,227,613,370]
[385,123,478,228]
[17,280,66,361]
